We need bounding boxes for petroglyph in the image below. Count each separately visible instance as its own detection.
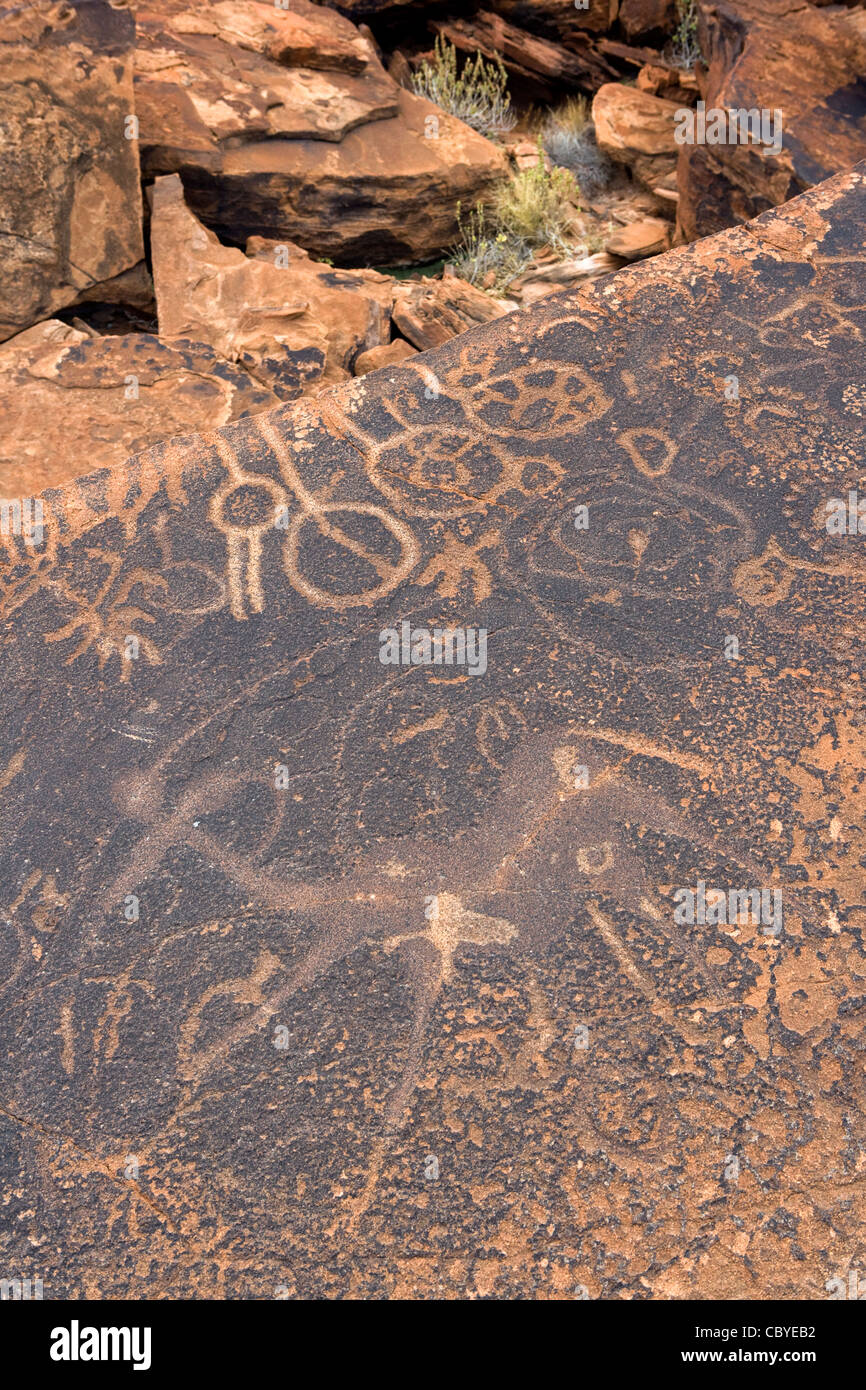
[2,170,866,1299]
[75,710,815,1220]
[617,426,678,479]
[733,537,866,608]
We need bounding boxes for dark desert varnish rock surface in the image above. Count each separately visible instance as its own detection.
[1,168,865,1299]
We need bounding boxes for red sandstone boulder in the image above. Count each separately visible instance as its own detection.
[677,0,866,239]
[593,83,681,193]
[0,319,276,494]
[431,10,619,100]
[619,0,677,41]
[0,0,144,342]
[354,340,418,375]
[391,275,511,351]
[485,0,620,40]
[134,0,508,264]
[149,175,393,396]
[605,216,672,258]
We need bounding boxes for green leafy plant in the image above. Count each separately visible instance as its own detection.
[669,0,701,70]
[447,202,531,291]
[411,35,516,136]
[448,145,580,290]
[493,141,578,251]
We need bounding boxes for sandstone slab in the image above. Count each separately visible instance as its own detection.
[160,0,373,71]
[619,0,677,39]
[486,0,620,40]
[134,0,397,149]
[150,174,392,396]
[0,319,276,495]
[431,10,619,100]
[391,275,510,351]
[354,339,418,375]
[319,0,421,16]
[135,1,508,263]
[678,0,866,240]
[1,169,865,1300]
[593,82,681,191]
[504,251,618,302]
[605,215,671,258]
[197,86,508,264]
[0,0,144,342]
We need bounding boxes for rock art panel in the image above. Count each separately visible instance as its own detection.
[1,169,865,1299]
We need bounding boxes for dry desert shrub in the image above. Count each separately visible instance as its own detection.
[411,36,516,137]
[542,99,616,199]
